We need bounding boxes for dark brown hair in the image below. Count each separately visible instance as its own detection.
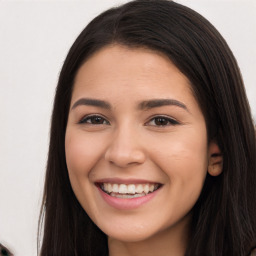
[38,1,256,255]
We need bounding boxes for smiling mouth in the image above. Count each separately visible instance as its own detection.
[98,183,161,199]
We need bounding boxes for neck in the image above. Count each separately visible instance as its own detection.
[108,215,191,256]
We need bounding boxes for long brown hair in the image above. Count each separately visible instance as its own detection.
[38,1,256,255]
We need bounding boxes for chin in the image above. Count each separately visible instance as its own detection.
[99,221,161,243]
[107,231,154,243]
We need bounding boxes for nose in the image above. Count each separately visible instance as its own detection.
[104,126,146,168]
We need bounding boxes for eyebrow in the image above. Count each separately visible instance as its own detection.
[71,98,111,110]
[71,97,188,112]
[138,99,189,112]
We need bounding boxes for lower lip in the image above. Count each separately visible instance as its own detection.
[97,186,161,210]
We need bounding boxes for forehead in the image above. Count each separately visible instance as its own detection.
[72,44,194,99]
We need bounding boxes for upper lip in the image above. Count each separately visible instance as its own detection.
[95,178,162,185]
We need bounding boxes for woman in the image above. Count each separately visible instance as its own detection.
[38,0,256,255]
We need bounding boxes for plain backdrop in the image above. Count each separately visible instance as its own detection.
[0,0,255,255]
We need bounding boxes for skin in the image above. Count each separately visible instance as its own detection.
[65,44,221,256]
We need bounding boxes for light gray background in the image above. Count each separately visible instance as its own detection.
[0,0,255,255]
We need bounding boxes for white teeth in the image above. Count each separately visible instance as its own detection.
[136,184,144,193]
[127,184,136,194]
[111,192,146,198]
[113,184,119,193]
[144,184,149,194]
[107,183,112,193]
[149,184,154,192]
[101,183,160,195]
[119,184,127,193]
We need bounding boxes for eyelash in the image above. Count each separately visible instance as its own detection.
[79,115,179,127]
[79,115,110,125]
[146,116,179,126]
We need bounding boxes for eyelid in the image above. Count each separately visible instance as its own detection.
[145,115,180,126]
[78,114,110,125]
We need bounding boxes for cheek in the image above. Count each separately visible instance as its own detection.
[150,126,208,199]
[64,130,105,216]
[65,130,105,177]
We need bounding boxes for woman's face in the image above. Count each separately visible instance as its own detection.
[65,44,209,242]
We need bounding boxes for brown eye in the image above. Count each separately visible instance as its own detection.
[154,117,170,126]
[79,115,110,125]
[147,116,179,126]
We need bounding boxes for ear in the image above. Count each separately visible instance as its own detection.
[207,141,223,176]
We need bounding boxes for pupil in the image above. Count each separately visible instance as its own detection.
[156,118,168,125]
[93,117,102,124]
